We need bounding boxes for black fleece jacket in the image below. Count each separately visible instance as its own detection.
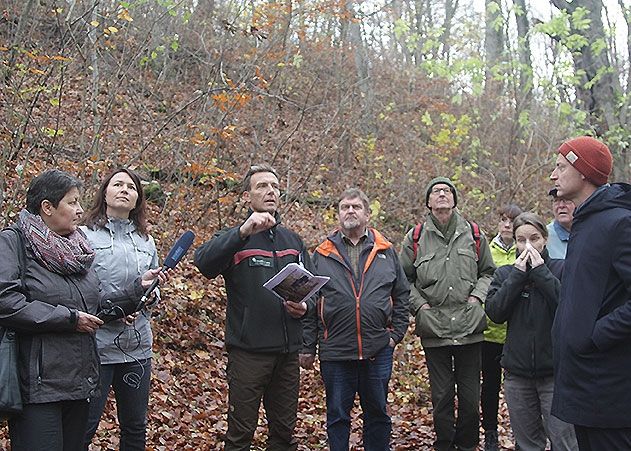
[485,250,563,379]
[194,213,312,353]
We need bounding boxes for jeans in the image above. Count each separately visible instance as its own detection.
[504,372,577,451]
[9,400,89,451]
[424,342,482,451]
[84,359,152,451]
[225,348,299,451]
[481,341,503,432]
[320,344,394,451]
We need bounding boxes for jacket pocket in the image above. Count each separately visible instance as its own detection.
[414,252,438,289]
[238,307,250,345]
[135,248,154,273]
[134,237,156,272]
[456,248,478,283]
[415,307,448,338]
[456,302,487,337]
[415,302,487,339]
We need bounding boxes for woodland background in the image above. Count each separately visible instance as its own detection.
[1,0,630,448]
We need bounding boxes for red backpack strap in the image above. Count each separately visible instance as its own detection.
[468,221,481,260]
[412,222,424,260]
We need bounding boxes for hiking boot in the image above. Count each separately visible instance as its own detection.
[484,430,499,451]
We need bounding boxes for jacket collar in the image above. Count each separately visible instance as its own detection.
[316,228,391,274]
[104,217,136,235]
[245,208,282,225]
[491,234,515,253]
[552,220,570,241]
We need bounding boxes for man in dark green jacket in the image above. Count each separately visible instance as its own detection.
[194,164,311,451]
[300,188,409,451]
[400,177,495,451]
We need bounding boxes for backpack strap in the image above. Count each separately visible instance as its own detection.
[412,222,424,260]
[412,220,481,261]
[468,220,481,261]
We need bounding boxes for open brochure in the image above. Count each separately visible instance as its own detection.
[263,262,329,303]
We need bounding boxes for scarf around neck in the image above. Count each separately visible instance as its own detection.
[18,209,95,275]
[430,212,457,243]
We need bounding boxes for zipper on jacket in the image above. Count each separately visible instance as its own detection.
[347,271,365,360]
[319,296,328,340]
[36,338,43,386]
[270,233,290,353]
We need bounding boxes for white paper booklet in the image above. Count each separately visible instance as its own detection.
[263,262,329,303]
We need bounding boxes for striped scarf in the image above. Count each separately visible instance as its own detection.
[18,209,95,275]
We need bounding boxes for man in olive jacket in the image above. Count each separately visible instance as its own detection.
[400,177,495,451]
[300,188,409,451]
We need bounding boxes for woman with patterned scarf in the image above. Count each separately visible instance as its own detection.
[0,170,164,451]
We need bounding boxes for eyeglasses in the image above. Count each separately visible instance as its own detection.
[431,187,452,195]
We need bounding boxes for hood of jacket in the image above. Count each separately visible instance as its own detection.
[575,183,631,220]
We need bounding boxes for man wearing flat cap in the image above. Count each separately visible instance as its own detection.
[550,136,631,449]
[545,188,575,259]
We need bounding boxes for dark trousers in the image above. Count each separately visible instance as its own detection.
[481,341,503,432]
[225,348,299,451]
[425,342,482,451]
[9,399,89,451]
[320,345,394,451]
[84,359,152,451]
[574,425,631,450]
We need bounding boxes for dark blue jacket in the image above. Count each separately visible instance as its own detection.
[552,183,631,428]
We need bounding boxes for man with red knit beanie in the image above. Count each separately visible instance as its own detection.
[550,136,631,449]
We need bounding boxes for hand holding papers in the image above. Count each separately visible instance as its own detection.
[263,263,329,302]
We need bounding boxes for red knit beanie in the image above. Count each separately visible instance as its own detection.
[557,136,612,186]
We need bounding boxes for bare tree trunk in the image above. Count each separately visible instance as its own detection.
[413,0,427,65]
[513,0,533,104]
[345,0,376,136]
[7,0,37,70]
[89,1,101,157]
[617,0,631,95]
[391,0,413,65]
[440,0,459,61]
[484,0,504,95]
[550,0,620,133]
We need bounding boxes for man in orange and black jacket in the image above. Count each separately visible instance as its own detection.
[300,187,409,451]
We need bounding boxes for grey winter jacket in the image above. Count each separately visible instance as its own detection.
[0,227,144,404]
[81,220,159,364]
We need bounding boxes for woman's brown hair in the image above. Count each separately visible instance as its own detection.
[83,168,149,236]
[512,212,548,239]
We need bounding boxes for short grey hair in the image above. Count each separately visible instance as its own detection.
[26,170,83,215]
[338,188,370,212]
[241,164,279,193]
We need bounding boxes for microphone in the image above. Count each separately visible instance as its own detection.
[97,230,195,323]
[140,230,195,304]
